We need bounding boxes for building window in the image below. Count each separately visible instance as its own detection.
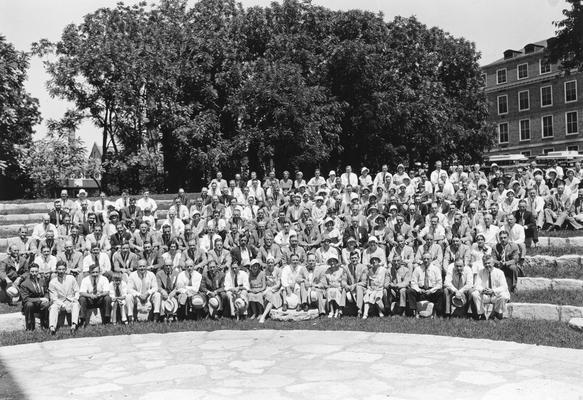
[565,80,577,103]
[521,151,531,157]
[542,115,553,138]
[543,148,554,155]
[520,119,531,141]
[498,123,509,144]
[566,111,579,135]
[568,145,579,152]
[496,69,507,84]
[540,59,551,74]
[518,90,530,111]
[517,63,528,79]
[497,95,508,115]
[540,86,553,107]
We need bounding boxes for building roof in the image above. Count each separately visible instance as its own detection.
[482,39,549,68]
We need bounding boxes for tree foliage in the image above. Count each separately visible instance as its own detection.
[18,136,103,198]
[34,0,494,192]
[0,35,41,183]
[547,0,583,71]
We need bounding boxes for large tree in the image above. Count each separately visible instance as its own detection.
[547,0,583,71]
[36,0,493,191]
[0,35,41,190]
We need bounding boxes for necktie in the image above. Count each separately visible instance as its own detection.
[424,270,429,289]
[210,237,214,250]
[83,212,87,224]
[92,278,98,294]
[115,283,121,297]
[488,271,492,289]
[167,273,172,291]
[33,279,40,294]
[456,272,463,290]
[56,212,60,225]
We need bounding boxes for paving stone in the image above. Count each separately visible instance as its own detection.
[2,330,583,399]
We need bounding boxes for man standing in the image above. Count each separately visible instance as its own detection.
[127,259,162,322]
[48,261,80,334]
[493,230,520,293]
[79,264,111,326]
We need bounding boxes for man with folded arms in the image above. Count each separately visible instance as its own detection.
[48,261,80,334]
[127,259,161,322]
[471,254,510,320]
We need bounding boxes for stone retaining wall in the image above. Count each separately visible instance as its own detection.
[507,302,583,322]
[517,277,583,291]
[537,236,583,247]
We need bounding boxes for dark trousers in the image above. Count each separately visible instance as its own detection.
[79,295,111,325]
[405,288,444,316]
[498,264,519,293]
[524,227,538,247]
[23,300,49,330]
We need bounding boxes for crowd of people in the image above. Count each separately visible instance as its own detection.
[1,159,581,333]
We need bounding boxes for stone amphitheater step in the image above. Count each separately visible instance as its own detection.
[0,209,171,232]
[517,277,583,291]
[0,199,177,215]
[538,236,583,247]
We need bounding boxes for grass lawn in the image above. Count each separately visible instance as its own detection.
[512,289,583,306]
[1,315,582,349]
[525,246,583,257]
[0,302,17,315]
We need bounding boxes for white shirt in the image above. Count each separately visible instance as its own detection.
[503,223,525,245]
[280,264,301,289]
[137,197,157,212]
[127,270,159,296]
[224,269,250,291]
[82,253,112,273]
[340,172,358,187]
[476,224,500,247]
[33,255,57,274]
[80,275,110,294]
[475,267,510,298]
[176,270,203,293]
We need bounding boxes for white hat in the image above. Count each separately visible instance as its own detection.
[368,236,378,243]
[309,291,319,303]
[234,297,247,313]
[329,170,336,176]
[177,292,188,305]
[208,297,220,309]
[163,297,179,315]
[77,189,88,197]
[191,293,206,309]
[6,286,19,298]
[350,193,359,201]
[315,196,324,202]
[451,295,467,308]
[361,167,369,173]
[285,293,299,309]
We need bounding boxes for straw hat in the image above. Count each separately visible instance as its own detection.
[285,293,299,309]
[208,297,220,309]
[6,286,19,298]
[191,293,206,309]
[163,297,179,315]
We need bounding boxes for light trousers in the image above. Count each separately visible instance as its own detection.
[49,300,79,328]
[127,292,161,317]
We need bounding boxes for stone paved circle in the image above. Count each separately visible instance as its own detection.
[1,330,583,399]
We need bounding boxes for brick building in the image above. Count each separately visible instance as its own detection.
[481,40,583,157]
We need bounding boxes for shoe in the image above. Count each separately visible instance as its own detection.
[378,311,384,318]
[70,323,77,333]
[333,310,339,318]
[328,311,334,318]
[49,327,56,336]
[282,304,288,312]
[302,303,309,312]
[357,311,362,318]
[249,314,256,320]
[258,317,265,324]
[295,305,301,312]
[362,314,368,320]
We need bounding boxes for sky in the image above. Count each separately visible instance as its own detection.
[0,0,568,149]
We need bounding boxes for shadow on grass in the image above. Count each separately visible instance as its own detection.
[0,356,26,400]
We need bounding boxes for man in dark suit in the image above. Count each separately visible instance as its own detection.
[514,199,538,248]
[109,222,133,253]
[19,263,49,330]
[79,213,98,237]
[230,235,258,266]
[493,230,520,293]
[0,245,29,300]
[343,218,368,248]
[121,197,143,226]
[387,214,413,247]
[48,200,68,227]
[156,260,179,320]
[142,242,164,273]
